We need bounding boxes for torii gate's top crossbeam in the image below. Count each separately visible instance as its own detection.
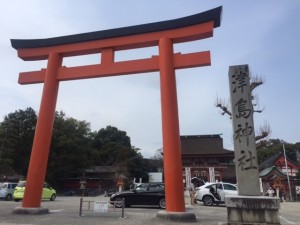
[11,6,221,51]
[11,6,222,85]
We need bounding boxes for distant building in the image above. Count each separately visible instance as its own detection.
[63,166,127,195]
[259,152,300,200]
[181,134,236,186]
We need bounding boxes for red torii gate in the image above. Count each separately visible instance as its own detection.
[11,6,221,216]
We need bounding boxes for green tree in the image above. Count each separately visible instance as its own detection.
[92,126,131,166]
[93,125,131,149]
[0,125,13,176]
[257,139,299,164]
[0,107,37,176]
[92,126,151,180]
[0,108,156,190]
[126,154,150,182]
[47,111,93,190]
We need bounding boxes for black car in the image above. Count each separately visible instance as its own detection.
[110,183,165,209]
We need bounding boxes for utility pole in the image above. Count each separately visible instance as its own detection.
[282,140,292,201]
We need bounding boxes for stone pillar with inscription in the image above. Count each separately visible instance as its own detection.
[224,65,281,225]
[229,64,260,195]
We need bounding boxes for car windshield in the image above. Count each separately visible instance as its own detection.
[135,184,148,192]
[44,183,51,189]
[205,183,222,190]
[17,181,26,187]
[134,183,164,193]
[149,184,164,192]
[223,184,237,190]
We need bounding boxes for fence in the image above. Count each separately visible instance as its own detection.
[79,197,125,218]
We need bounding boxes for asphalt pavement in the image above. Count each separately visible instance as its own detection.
[0,193,299,225]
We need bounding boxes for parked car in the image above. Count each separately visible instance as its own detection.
[194,182,238,206]
[110,183,165,209]
[13,181,56,202]
[0,182,18,201]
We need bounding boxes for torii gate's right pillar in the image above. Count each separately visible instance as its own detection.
[156,36,196,222]
[159,37,185,211]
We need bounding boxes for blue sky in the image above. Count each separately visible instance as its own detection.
[1,0,299,158]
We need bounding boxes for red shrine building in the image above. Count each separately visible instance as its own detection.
[259,152,300,200]
[181,134,236,186]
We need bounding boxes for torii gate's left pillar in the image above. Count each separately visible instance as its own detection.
[12,53,62,214]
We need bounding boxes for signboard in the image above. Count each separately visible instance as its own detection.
[185,167,191,189]
[259,178,263,193]
[94,201,108,213]
[296,186,300,194]
[149,172,163,182]
[209,167,215,183]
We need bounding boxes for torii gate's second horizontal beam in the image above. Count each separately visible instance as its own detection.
[18,51,210,84]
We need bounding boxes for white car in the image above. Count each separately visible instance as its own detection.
[194,182,238,206]
[0,182,17,201]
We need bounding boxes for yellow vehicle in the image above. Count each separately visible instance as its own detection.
[13,181,56,202]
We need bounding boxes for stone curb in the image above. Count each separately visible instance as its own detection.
[156,210,196,222]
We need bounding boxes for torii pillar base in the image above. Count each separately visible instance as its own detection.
[12,207,49,215]
[157,210,196,222]
[223,196,281,225]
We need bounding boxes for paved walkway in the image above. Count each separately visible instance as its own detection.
[0,195,299,225]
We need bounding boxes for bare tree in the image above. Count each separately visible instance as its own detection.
[215,74,271,143]
[255,122,271,141]
[152,148,163,160]
[215,97,232,118]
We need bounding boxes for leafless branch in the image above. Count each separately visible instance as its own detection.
[215,97,232,118]
[255,122,271,141]
[250,75,265,91]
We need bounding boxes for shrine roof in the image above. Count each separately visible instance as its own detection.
[180,134,234,155]
[259,152,281,170]
[11,6,222,50]
[259,166,288,178]
[259,152,300,171]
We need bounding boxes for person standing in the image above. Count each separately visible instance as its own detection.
[267,186,275,197]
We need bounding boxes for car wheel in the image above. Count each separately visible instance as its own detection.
[113,197,124,208]
[50,194,56,201]
[202,195,214,206]
[6,194,12,201]
[14,199,20,202]
[158,198,166,209]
